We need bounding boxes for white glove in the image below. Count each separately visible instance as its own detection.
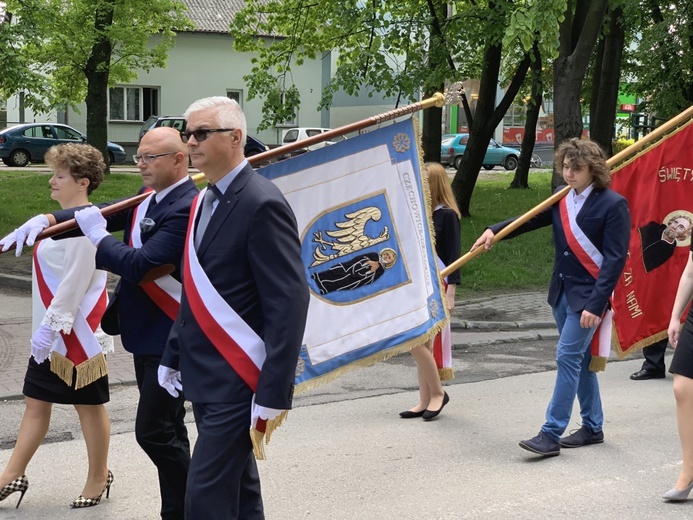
[74,206,109,247]
[157,365,183,398]
[1,214,49,257]
[251,397,284,429]
[31,324,57,364]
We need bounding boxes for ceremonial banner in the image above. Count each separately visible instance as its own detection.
[258,119,447,392]
[611,119,693,356]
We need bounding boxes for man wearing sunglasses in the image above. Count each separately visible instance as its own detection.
[2,127,197,520]
[159,97,309,520]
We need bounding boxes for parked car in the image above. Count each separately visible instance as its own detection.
[441,133,520,170]
[139,115,269,158]
[0,123,127,167]
[281,127,346,156]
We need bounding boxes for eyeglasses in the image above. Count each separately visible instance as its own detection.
[133,152,176,164]
[180,128,235,143]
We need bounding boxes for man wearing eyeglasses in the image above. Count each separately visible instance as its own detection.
[158,97,309,520]
[2,127,197,520]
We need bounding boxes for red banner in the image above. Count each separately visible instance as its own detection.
[611,120,693,356]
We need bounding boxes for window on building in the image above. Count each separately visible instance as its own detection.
[109,86,159,122]
[226,90,242,105]
[503,103,527,127]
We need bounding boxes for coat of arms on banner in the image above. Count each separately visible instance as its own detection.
[258,119,446,391]
[305,193,409,303]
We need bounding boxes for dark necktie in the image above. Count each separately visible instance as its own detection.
[145,195,158,217]
[195,185,218,250]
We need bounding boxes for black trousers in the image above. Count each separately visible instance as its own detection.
[134,354,191,520]
[186,401,264,520]
[641,337,668,373]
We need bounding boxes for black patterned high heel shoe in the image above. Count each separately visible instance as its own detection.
[0,475,29,508]
[69,470,113,509]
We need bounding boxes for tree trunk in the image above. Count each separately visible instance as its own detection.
[422,85,443,163]
[590,7,625,157]
[84,0,115,172]
[511,42,543,190]
[551,0,609,189]
[451,44,530,216]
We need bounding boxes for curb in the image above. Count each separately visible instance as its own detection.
[450,316,555,331]
[0,273,31,291]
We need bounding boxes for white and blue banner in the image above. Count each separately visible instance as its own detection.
[258,118,447,392]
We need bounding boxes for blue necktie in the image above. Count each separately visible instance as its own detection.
[195,185,218,250]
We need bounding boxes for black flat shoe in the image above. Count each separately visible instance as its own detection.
[399,409,425,418]
[422,392,449,421]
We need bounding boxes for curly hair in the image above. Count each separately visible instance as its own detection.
[44,143,105,195]
[555,138,611,190]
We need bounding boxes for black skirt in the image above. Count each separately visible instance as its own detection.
[670,308,693,379]
[23,356,109,405]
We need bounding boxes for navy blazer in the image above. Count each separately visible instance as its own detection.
[53,178,199,355]
[162,164,309,409]
[490,186,630,316]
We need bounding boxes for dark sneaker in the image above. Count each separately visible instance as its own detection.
[519,432,560,456]
[560,426,604,448]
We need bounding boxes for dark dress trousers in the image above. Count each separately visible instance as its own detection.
[54,178,198,520]
[162,164,310,520]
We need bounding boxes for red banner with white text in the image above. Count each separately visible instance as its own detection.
[611,120,693,356]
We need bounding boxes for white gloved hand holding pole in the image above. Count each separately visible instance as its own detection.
[1,215,50,256]
[74,206,109,247]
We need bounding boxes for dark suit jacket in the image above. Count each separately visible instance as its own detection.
[53,178,199,355]
[490,186,630,316]
[162,164,310,409]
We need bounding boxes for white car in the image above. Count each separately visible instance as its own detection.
[281,127,346,155]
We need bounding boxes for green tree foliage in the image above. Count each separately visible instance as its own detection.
[232,0,566,216]
[626,1,693,119]
[0,0,191,164]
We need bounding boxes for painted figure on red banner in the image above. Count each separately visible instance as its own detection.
[640,214,693,273]
[471,139,630,458]
[158,96,309,520]
[631,212,693,382]
[664,245,693,501]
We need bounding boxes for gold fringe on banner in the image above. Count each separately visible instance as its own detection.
[250,410,290,461]
[50,352,75,387]
[588,356,607,373]
[438,367,455,381]
[74,353,108,390]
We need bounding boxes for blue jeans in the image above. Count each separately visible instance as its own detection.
[541,292,603,441]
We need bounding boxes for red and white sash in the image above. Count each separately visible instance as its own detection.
[182,190,266,391]
[559,196,613,371]
[432,257,453,381]
[129,191,181,321]
[33,240,108,388]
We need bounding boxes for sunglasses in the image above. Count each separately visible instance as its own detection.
[180,128,235,143]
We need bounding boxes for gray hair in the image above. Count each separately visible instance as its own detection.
[184,96,247,148]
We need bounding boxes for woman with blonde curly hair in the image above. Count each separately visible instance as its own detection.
[0,143,114,509]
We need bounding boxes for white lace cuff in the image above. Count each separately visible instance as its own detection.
[42,310,74,334]
[98,332,115,354]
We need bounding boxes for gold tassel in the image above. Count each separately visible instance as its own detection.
[250,428,266,461]
[50,352,75,387]
[589,356,607,373]
[74,353,108,390]
[438,367,455,381]
[249,410,291,461]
